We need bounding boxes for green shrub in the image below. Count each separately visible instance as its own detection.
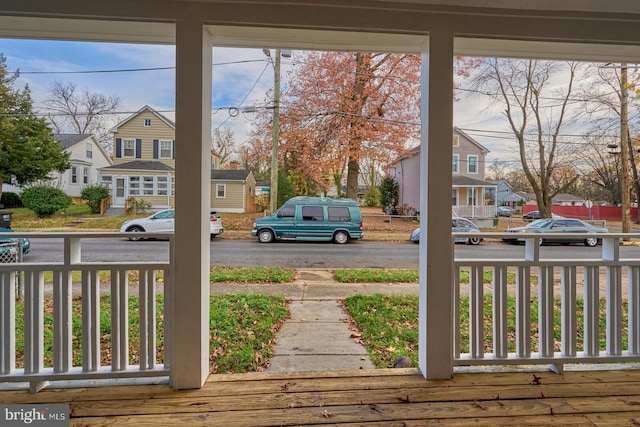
[81,184,110,214]
[0,191,23,208]
[126,198,152,215]
[21,185,72,217]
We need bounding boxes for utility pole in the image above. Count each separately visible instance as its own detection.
[621,64,631,234]
[263,48,290,213]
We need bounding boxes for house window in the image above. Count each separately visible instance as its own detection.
[129,176,140,195]
[100,175,113,194]
[216,184,226,198]
[144,119,151,127]
[71,166,77,184]
[452,155,459,173]
[157,176,168,196]
[143,176,155,195]
[86,142,93,159]
[123,139,136,158]
[468,188,477,205]
[452,135,459,147]
[468,155,478,174]
[159,140,173,159]
[452,189,458,206]
[83,167,89,184]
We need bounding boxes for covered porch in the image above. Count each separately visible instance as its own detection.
[2,0,640,398]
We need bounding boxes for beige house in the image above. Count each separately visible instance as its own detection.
[390,128,497,223]
[100,105,255,212]
[210,169,257,213]
[99,106,177,209]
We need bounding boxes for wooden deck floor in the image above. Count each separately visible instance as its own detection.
[2,368,640,426]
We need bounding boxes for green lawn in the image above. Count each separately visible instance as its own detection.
[14,293,289,374]
[343,293,629,369]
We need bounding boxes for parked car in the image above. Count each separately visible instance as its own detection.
[497,206,514,217]
[502,218,608,247]
[410,217,482,245]
[120,209,223,241]
[522,210,564,221]
[0,227,31,262]
[251,196,363,244]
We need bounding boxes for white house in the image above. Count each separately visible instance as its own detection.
[1,134,112,198]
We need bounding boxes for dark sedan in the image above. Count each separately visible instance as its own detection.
[502,218,608,247]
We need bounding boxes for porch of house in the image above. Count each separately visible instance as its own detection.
[2,368,639,425]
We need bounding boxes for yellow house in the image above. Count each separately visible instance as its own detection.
[99,106,177,209]
[99,105,255,212]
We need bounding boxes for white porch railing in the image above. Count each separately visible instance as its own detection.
[0,232,172,393]
[454,205,497,219]
[454,232,640,373]
[2,231,639,392]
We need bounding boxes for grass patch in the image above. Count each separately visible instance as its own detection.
[334,269,419,283]
[14,293,288,374]
[210,267,296,283]
[335,268,536,285]
[344,294,628,369]
[38,267,295,285]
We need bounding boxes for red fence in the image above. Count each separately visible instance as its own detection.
[522,205,639,221]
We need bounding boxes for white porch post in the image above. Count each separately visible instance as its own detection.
[172,17,212,389]
[418,32,454,379]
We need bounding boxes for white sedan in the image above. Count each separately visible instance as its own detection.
[120,209,223,241]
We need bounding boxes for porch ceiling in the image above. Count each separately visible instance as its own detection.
[2,1,640,61]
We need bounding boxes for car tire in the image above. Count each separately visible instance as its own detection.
[584,237,598,247]
[210,234,215,240]
[127,226,145,241]
[333,230,349,244]
[468,236,481,245]
[258,229,274,243]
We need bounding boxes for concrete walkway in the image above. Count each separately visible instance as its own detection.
[214,269,413,373]
[266,299,374,372]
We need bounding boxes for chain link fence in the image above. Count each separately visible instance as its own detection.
[0,240,23,300]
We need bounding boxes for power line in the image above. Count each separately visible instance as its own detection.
[9,59,267,75]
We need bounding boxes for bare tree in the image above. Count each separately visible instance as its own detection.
[211,127,236,167]
[485,159,510,181]
[575,132,621,204]
[578,63,640,222]
[469,59,580,218]
[44,80,121,154]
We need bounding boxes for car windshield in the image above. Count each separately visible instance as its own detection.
[527,219,552,228]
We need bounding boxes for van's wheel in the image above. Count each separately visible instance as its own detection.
[468,237,481,245]
[258,229,274,243]
[584,237,598,247]
[333,230,349,244]
[127,226,144,241]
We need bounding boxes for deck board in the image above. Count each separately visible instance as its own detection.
[2,368,640,426]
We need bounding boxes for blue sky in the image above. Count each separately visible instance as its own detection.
[0,38,513,163]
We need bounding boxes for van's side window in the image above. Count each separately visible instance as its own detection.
[277,205,295,219]
[302,206,324,221]
[328,207,351,222]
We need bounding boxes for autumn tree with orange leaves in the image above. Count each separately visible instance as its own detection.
[251,51,421,201]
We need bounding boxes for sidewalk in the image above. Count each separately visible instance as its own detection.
[211,269,417,373]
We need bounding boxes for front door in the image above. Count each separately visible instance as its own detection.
[114,177,127,206]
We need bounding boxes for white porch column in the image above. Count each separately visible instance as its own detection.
[172,17,212,389]
[418,32,454,379]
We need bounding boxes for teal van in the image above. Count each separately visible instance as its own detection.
[251,196,363,244]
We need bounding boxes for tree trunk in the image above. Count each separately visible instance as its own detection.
[345,158,359,200]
